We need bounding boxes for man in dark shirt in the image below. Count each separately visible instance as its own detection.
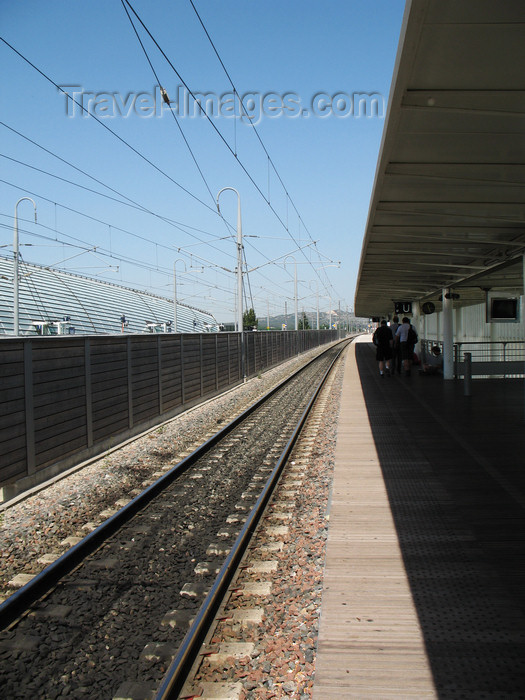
[372,319,393,377]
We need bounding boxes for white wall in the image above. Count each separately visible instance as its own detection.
[421,298,525,344]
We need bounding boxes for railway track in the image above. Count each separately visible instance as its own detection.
[0,339,350,699]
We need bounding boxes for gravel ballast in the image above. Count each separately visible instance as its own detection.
[0,345,346,698]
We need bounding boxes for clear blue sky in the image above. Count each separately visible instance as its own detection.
[0,0,405,324]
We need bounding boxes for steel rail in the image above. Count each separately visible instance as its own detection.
[154,338,350,699]
[0,339,350,632]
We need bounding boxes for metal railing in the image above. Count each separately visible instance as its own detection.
[421,339,525,378]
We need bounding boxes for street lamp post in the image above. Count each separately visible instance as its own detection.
[216,188,243,334]
[173,258,187,333]
[13,197,37,336]
[217,187,245,380]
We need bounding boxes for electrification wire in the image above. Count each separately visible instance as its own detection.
[1,123,277,283]
[121,1,308,253]
[1,30,328,307]
[0,150,228,247]
[187,0,316,243]
[125,0,341,304]
[120,0,217,208]
[1,30,342,309]
[1,121,151,216]
[119,0,315,308]
[3,211,328,324]
[0,122,230,241]
[1,183,292,307]
[186,0,340,295]
[0,36,219,216]
[119,0,255,295]
[3,223,237,307]
[0,179,235,275]
[4,219,293,316]
[0,216,234,297]
[0,153,151,213]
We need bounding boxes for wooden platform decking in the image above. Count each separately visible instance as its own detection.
[313,336,525,699]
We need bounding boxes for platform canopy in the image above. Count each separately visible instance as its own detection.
[354,0,525,318]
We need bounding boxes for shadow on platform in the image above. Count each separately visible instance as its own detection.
[356,342,525,698]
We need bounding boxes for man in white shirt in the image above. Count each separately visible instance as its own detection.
[395,317,417,376]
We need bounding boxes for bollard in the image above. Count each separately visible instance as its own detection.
[464,352,472,396]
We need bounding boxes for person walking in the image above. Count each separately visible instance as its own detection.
[372,319,393,377]
[389,315,401,375]
[395,316,418,376]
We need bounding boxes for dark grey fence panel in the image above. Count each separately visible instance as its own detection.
[254,333,263,373]
[181,335,202,402]
[244,334,254,377]
[0,330,340,496]
[131,337,161,425]
[32,339,87,473]
[160,335,182,411]
[0,341,26,483]
[91,337,129,444]
[217,335,230,390]
[202,335,217,395]
[230,335,241,383]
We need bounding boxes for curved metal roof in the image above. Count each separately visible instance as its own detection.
[355,0,525,317]
[0,255,219,335]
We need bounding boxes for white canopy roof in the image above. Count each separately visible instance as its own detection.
[354,0,525,317]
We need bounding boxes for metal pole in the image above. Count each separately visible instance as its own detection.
[173,259,187,333]
[217,187,244,380]
[173,263,177,333]
[443,287,454,380]
[236,195,243,338]
[464,352,472,396]
[13,197,37,336]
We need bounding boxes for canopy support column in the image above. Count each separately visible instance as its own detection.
[443,288,454,380]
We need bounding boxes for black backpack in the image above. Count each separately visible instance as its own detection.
[407,325,418,345]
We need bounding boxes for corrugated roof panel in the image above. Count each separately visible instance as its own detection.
[0,256,219,335]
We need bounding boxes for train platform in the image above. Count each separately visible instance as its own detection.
[313,336,525,699]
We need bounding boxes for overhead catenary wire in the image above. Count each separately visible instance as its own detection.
[0,214,293,307]
[120,0,343,310]
[0,123,232,241]
[120,0,218,209]
[0,178,236,275]
[0,24,343,314]
[0,216,231,293]
[0,36,220,217]
[120,2,315,257]
[0,124,284,289]
[0,176,296,304]
[0,151,229,247]
[186,0,342,299]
